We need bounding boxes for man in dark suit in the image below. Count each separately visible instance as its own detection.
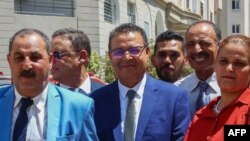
[50,28,105,95]
[0,28,98,140]
[91,23,190,141]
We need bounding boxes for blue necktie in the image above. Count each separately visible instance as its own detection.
[196,81,209,111]
[124,89,136,141]
[13,98,33,141]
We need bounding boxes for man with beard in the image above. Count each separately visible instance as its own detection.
[151,30,186,83]
[175,20,221,118]
[0,28,98,141]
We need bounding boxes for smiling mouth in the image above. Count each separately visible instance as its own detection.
[191,52,209,61]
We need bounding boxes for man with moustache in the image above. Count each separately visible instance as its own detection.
[151,30,186,83]
[175,20,221,118]
[0,28,98,141]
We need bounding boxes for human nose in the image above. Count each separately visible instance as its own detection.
[193,43,203,52]
[23,57,33,70]
[163,56,171,63]
[225,64,233,72]
[123,51,133,59]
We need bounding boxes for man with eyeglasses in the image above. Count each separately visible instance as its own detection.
[151,30,186,83]
[50,28,105,95]
[90,23,190,141]
[175,20,221,118]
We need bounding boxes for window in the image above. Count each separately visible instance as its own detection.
[210,12,213,21]
[232,0,240,9]
[14,0,75,17]
[186,0,190,9]
[127,2,136,24]
[104,0,116,24]
[144,22,149,38]
[200,2,204,17]
[232,25,240,33]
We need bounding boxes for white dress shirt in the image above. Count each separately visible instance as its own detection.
[118,73,147,140]
[12,85,48,141]
[60,75,91,94]
[175,72,220,118]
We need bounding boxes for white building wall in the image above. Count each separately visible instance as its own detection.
[98,0,166,55]
[243,0,249,35]
[0,0,15,75]
[0,0,167,75]
[219,0,250,38]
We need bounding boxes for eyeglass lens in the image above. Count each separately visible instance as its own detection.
[111,47,143,57]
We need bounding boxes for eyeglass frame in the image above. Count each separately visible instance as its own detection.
[52,51,79,60]
[109,45,148,58]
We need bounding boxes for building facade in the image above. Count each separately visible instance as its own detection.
[0,0,218,76]
[217,0,250,38]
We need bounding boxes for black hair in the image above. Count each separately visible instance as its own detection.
[52,28,91,57]
[9,28,50,54]
[186,20,222,41]
[154,30,184,53]
[108,23,148,50]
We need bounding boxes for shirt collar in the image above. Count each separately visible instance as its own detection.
[118,73,147,99]
[59,75,91,93]
[79,75,91,93]
[14,85,48,111]
[191,72,217,92]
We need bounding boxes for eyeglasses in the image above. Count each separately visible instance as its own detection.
[52,51,77,60]
[185,40,216,48]
[110,46,146,58]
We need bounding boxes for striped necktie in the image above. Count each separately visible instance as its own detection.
[196,81,209,111]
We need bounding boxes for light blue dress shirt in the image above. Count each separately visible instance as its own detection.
[175,72,220,118]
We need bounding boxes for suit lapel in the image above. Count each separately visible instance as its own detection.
[104,81,122,141]
[0,86,14,141]
[46,83,61,140]
[135,75,158,141]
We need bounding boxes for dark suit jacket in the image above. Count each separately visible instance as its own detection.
[91,74,190,141]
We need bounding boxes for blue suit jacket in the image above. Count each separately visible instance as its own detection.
[91,74,191,141]
[0,83,99,141]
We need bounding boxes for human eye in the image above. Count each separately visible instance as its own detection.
[112,48,124,57]
[185,41,195,48]
[13,54,24,62]
[129,47,141,55]
[233,61,247,68]
[157,51,166,58]
[170,52,180,59]
[30,53,42,62]
[218,58,228,66]
[199,40,212,48]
